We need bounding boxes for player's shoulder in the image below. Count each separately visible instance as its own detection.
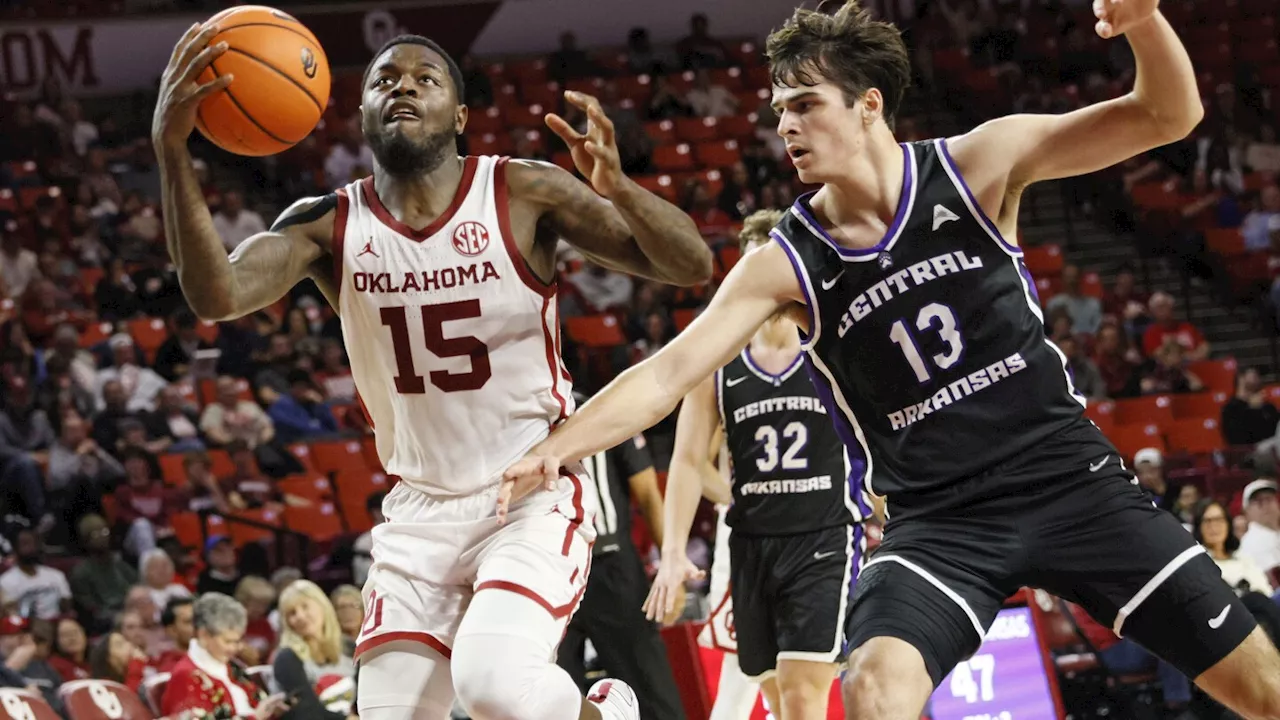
[269,193,341,234]
[501,157,583,206]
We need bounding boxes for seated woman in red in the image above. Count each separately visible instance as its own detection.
[161,592,289,720]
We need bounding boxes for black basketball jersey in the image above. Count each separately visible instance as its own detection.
[772,139,1096,500]
[717,348,870,536]
[581,435,654,556]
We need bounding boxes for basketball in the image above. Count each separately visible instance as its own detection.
[194,5,330,157]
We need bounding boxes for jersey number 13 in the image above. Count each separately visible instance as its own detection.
[888,302,965,383]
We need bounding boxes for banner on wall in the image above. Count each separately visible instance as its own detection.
[0,2,498,96]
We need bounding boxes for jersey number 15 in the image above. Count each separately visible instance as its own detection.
[380,300,491,393]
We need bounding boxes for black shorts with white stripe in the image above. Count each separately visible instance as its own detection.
[845,452,1255,687]
[730,524,867,679]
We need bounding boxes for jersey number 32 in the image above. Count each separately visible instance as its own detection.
[380,300,491,393]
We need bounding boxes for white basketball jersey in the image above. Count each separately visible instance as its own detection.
[334,155,575,496]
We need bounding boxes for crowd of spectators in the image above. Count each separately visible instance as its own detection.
[0,0,1277,718]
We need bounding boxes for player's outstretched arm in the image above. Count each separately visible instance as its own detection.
[949,1,1200,198]
[498,242,800,520]
[700,425,733,505]
[152,22,330,322]
[521,91,712,286]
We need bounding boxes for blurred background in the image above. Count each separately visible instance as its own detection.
[0,0,1277,718]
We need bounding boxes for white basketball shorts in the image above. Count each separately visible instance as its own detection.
[698,504,736,654]
[355,468,596,661]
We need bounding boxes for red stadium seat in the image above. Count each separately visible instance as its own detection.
[18,185,64,211]
[717,114,758,141]
[565,314,627,348]
[1021,244,1064,277]
[80,321,114,348]
[695,140,742,168]
[1080,272,1104,299]
[466,133,511,156]
[1084,400,1116,436]
[287,444,319,474]
[1112,395,1175,426]
[652,144,696,172]
[634,174,678,203]
[361,436,382,471]
[278,475,333,503]
[229,507,282,547]
[142,673,169,716]
[728,40,764,67]
[127,317,169,362]
[0,689,61,720]
[59,679,153,720]
[309,440,370,474]
[159,454,188,486]
[1165,418,1225,455]
[198,377,252,406]
[1172,392,1228,421]
[707,66,744,91]
[466,105,506,135]
[644,120,677,144]
[1130,182,1181,210]
[285,502,345,542]
[195,320,219,344]
[674,117,722,143]
[673,308,699,332]
[336,471,391,532]
[1204,228,1246,257]
[614,74,652,104]
[507,57,548,84]
[1188,359,1237,394]
[170,512,203,550]
[207,449,234,478]
[1110,424,1166,462]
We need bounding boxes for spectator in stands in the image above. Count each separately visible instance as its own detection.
[632,311,674,364]
[685,68,739,118]
[314,340,354,404]
[458,54,493,108]
[95,334,166,412]
[153,309,213,382]
[273,580,356,719]
[119,590,165,658]
[235,576,277,666]
[1133,448,1177,512]
[46,410,122,518]
[200,376,275,450]
[182,451,233,514]
[680,178,734,237]
[60,99,97,158]
[140,548,190,619]
[196,536,240,597]
[1239,479,1280,573]
[1242,185,1280,251]
[0,376,54,528]
[211,188,266,253]
[0,530,69,621]
[22,279,88,349]
[88,631,146,692]
[1223,366,1280,446]
[1246,125,1280,175]
[566,262,634,314]
[89,380,142,457]
[46,324,98,395]
[352,490,385,588]
[1195,499,1274,597]
[0,615,63,709]
[48,618,89,681]
[153,597,194,674]
[323,122,375,190]
[1,104,61,170]
[81,147,121,208]
[220,440,280,510]
[1093,322,1141,398]
[1173,483,1201,528]
[330,585,363,642]
[114,447,182,557]
[1141,291,1210,361]
[69,514,138,633]
[1100,269,1146,333]
[625,27,675,75]
[39,355,96,422]
[549,32,600,83]
[267,567,304,635]
[0,229,39,302]
[254,334,299,404]
[146,384,205,453]
[1045,264,1102,336]
[1139,339,1204,395]
[93,257,142,321]
[1064,602,1194,718]
[676,13,728,69]
[647,75,694,120]
[1052,334,1106,401]
[161,593,285,719]
[268,369,339,445]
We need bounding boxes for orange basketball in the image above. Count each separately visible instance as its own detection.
[195,5,330,157]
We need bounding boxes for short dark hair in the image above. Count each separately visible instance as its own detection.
[363,34,466,103]
[1192,499,1239,554]
[766,0,912,124]
[161,597,193,628]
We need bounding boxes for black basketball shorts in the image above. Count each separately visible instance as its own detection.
[729,523,868,679]
[844,456,1257,687]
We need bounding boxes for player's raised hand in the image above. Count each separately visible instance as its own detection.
[545,91,624,198]
[152,22,233,150]
[1092,0,1159,39]
[497,454,561,525]
[642,553,705,624]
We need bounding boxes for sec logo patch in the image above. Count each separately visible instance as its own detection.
[452,221,490,257]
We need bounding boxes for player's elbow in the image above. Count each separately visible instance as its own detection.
[180,285,238,323]
[1151,101,1203,144]
[662,244,714,287]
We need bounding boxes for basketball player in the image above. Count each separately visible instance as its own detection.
[644,210,870,720]
[152,24,713,720]
[501,1,1280,718]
